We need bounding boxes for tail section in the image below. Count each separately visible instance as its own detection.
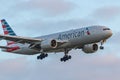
[1,19,17,45]
[1,19,16,36]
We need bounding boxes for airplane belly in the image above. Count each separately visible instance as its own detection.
[12,47,40,55]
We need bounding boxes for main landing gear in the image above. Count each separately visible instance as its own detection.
[37,53,48,60]
[60,49,71,62]
[37,49,72,62]
[60,55,71,62]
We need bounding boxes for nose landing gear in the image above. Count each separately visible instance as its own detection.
[100,40,106,50]
[100,46,104,50]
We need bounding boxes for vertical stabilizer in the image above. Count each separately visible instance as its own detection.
[1,19,17,45]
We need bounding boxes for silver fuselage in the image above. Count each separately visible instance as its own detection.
[3,25,112,55]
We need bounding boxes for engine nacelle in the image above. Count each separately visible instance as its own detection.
[82,44,98,53]
[41,39,60,49]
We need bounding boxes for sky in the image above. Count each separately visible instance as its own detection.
[0,0,120,80]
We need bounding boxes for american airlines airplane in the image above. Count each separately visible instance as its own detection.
[0,19,112,62]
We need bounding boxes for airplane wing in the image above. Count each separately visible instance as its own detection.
[0,46,11,49]
[0,34,43,44]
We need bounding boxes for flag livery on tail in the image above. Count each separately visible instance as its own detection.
[1,19,16,45]
[1,19,16,36]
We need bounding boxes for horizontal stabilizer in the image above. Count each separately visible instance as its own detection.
[0,46,11,49]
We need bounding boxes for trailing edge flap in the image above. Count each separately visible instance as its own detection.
[0,34,43,44]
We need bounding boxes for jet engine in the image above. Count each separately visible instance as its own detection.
[82,44,98,53]
[41,39,64,49]
[29,39,67,50]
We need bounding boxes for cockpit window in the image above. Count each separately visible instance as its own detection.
[103,28,110,31]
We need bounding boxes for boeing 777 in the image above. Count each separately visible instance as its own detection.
[0,19,112,62]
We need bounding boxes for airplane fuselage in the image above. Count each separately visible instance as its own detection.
[3,25,112,55]
[0,19,113,62]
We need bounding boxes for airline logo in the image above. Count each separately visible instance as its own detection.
[1,19,17,46]
[58,30,85,40]
[1,19,16,36]
[86,28,90,35]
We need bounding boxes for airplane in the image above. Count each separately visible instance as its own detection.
[0,19,112,62]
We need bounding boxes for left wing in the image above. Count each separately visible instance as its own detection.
[0,34,43,44]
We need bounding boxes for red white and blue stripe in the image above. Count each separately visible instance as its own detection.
[1,19,17,46]
[1,19,16,36]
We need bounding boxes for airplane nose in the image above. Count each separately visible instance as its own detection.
[109,30,113,37]
[101,27,113,40]
[106,30,113,38]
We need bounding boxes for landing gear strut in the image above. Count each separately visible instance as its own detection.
[60,49,71,62]
[37,53,48,60]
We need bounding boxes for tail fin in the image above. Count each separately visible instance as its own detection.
[1,19,17,45]
[1,19,16,36]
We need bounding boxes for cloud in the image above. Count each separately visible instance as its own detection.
[92,6,120,21]
[0,0,75,21]
[18,18,96,36]
[0,54,120,80]
[14,0,75,16]
[109,32,120,45]
[24,54,120,80]
[0,57,28,80]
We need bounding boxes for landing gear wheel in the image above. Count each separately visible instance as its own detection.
[45,54,48,57]
[60,55,72,62]
[40,56,43,60]
[100,46,104,50]
[68,55,72,59]
[63,59,66,62]
[37,56,40,60]
[37,53,48,60]
[60,58,63,62]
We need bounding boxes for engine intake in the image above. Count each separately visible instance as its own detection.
[51,39,57,48]
[40,39,62,49]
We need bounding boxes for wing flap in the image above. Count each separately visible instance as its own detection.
[0,34,42,44]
